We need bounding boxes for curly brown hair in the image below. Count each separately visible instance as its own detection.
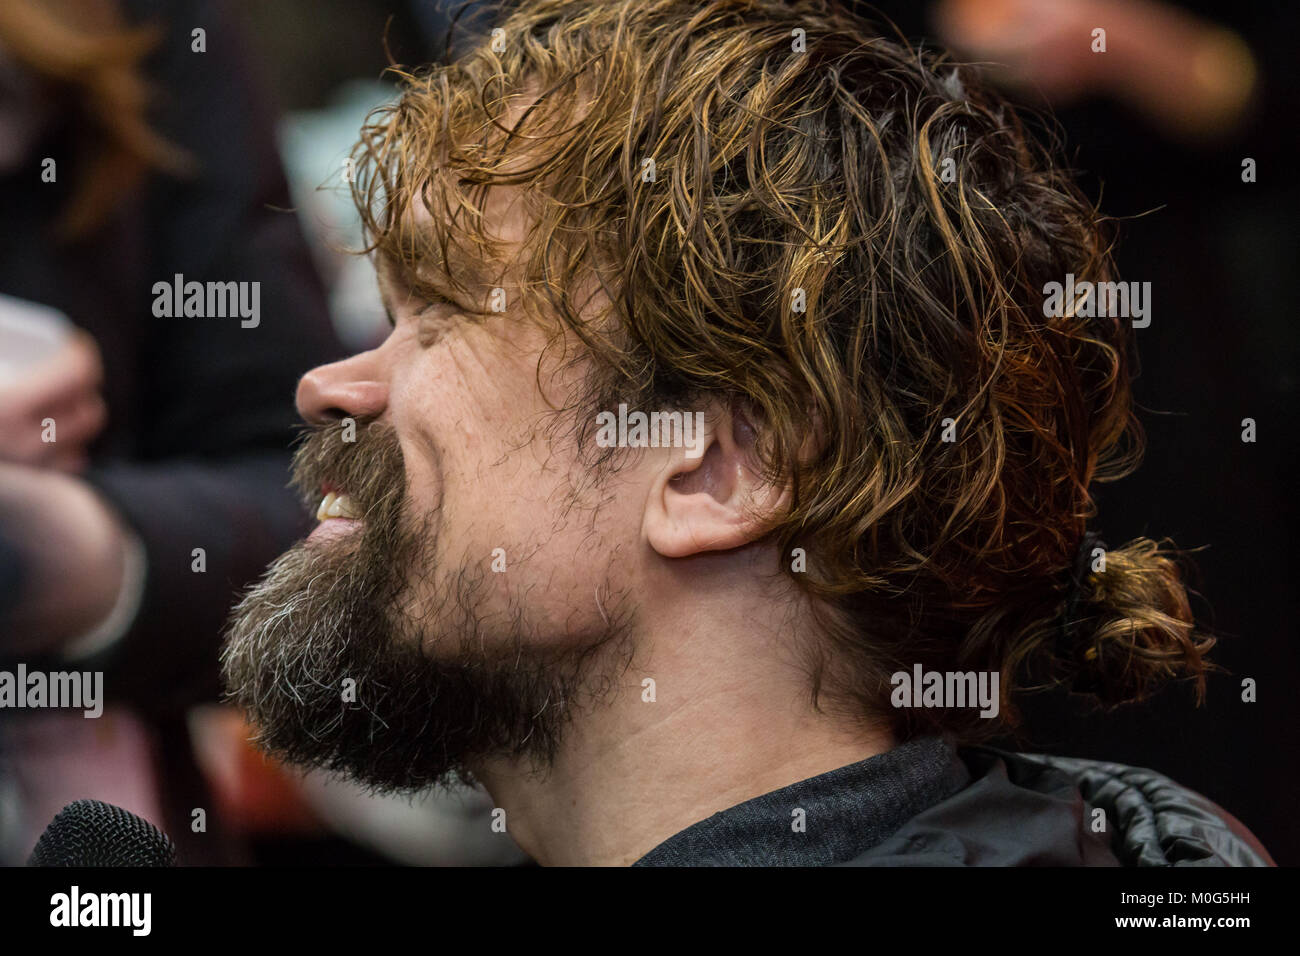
[349,0,1213,741]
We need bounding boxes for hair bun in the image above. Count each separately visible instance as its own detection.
[1060,536,1213,704]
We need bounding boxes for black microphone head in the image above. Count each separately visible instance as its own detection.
[28,800,176,866]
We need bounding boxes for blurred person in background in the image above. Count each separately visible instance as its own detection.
[0,0,342,863]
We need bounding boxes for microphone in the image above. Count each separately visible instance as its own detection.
[27,799,176,866]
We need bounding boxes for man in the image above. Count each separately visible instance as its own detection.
[222,0,1272,866]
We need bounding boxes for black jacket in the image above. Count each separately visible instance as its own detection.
[844,747,1274,866]
[635,736,1272,866]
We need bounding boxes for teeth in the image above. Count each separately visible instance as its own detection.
[316,491,360,521]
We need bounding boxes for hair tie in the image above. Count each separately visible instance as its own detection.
[1058,530,1107,652]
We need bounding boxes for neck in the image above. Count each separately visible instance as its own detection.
[471,572,894,865]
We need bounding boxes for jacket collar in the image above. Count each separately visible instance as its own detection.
[633,735,969,866]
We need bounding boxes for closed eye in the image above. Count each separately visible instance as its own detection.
[384,291,461,329]
[415,292,464,347]
[417,291,459,315]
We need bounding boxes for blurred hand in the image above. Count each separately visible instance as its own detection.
[934,0,1257,139]
[0,329,106,472]
[0,461,128,656]
[934,0,1111,102]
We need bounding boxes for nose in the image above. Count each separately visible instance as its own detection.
[295,351,389,425]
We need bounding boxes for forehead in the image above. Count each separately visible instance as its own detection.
[369,81,612,342]
[372,64,621,326]
[375,178,536,299]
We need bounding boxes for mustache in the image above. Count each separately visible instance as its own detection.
[289,418,407,522]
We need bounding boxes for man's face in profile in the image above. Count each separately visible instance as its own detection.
[221,186,646,791]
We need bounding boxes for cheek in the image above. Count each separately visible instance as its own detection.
[384,359,458,537]
[384,349,523,560]
[384,332,624,599]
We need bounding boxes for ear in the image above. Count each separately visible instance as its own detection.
[643,402,789,558]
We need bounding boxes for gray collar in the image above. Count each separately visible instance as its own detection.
[633,735,969,866]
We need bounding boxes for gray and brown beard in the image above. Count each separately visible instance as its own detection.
[220,420,634,794]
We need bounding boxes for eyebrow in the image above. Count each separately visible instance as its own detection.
[375,251,495,327]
